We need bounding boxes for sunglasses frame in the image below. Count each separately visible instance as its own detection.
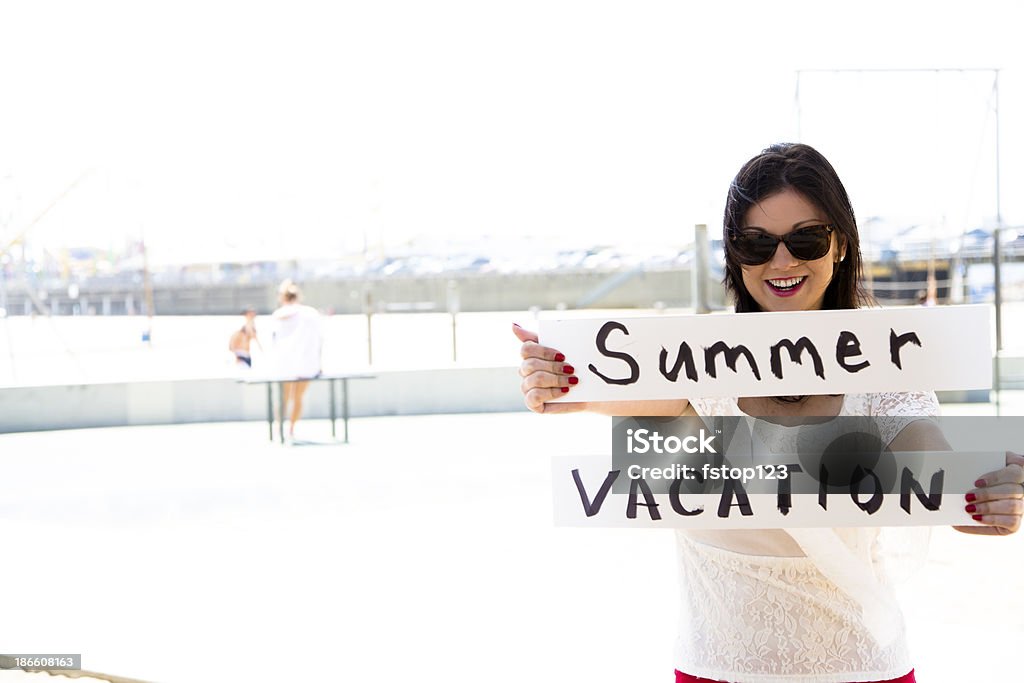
[728,224,835,266]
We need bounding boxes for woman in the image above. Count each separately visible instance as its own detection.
[513,143,1023,682]
[269,279,323,438]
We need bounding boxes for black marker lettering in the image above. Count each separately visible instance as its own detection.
[836,330,870,373]
[717,479,753,518]
[818,463,829,510]
[627,478,662,520]
[900,467,944,513]
[704,342,761,380]
[669,476,704,516]
[769,337,825,380]
[571,469,620,517]
[889,329,922,370]
[850,465,883,514]
[588,321,640,385]
[660,343,698,382]
[776,464,802,516]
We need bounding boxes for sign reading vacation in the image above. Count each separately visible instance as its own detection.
[539,306,991,401]
[553,451,1005,528]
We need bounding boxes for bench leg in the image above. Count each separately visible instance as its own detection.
[343,378,350,444]
[266,384,274,441]
[330,379,337,440]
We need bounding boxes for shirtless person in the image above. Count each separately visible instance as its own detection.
[228,307,261,367]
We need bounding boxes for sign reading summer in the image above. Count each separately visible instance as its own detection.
[539,305,991,401]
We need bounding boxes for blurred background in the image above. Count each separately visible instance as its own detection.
[2,2,1024,682]
[2,0,1024,392]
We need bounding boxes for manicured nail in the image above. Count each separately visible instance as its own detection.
[560,387,569,393]
[554,353,565,362]
[972,514,984,522]
[975,479,987,488]
[563,364,574,374]
[568,376,579,385]
[965,504,977,513]
[965,493,977,502]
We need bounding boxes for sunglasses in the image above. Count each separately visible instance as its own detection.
[729,224,835,266]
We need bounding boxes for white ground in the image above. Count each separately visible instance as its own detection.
[1,405,1022,682]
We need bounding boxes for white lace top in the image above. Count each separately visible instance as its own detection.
[675,392,940,683]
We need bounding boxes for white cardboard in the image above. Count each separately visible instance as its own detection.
[539,306,991,401]
[553,452,1002,528]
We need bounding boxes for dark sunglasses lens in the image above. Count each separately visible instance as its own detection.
[785,227,831,260]
[734,232,778,265]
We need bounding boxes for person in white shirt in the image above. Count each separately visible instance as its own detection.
[513,143,1023,683]
[270,279,323,438]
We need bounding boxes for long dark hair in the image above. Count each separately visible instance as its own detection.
[722,143,871,313]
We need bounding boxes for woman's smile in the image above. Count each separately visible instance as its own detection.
[764,274,808,297]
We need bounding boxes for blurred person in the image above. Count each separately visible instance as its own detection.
[513,143,1023,682]
[269,280,323,438]
[228,306,261,367]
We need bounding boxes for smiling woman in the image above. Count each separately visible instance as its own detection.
[514,142,1024,683]
[724,144,866,314]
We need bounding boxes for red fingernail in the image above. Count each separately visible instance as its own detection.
[972,514,984,522]
[975,479,986,488]
[563,364,574,374]
[568,376,579,385]
[965,504,977,513]
[560,387,569,393]
[965,493,977,502]
[554,353,565,362]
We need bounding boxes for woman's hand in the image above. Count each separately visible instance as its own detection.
[513,323,585,414]
[954,451,1024,536]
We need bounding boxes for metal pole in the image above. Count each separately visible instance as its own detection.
[278,381,286,444]
[343,378,350,444]
[447,280,460,362]
[993,71,1003,351]
[993,71,1002,415]
[451,313,457,362]
[329,378,337,440]
[693,224,711,314]
[364,289,373,366]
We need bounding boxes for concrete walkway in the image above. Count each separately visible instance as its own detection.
[0,408,1021,682]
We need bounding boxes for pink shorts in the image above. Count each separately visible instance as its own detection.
[675,669,916,683]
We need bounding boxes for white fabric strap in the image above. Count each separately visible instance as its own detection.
[786,527,901,647]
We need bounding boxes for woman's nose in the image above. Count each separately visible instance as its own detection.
[769,241,800,268]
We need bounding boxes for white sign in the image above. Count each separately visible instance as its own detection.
[540,306,991,401]
[553,452,1003,528]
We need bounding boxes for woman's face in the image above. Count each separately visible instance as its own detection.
[739,188,844,312]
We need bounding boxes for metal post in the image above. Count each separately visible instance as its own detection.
[693,224,711,314]
[266,384,274,441]
[364,289,373,366]
[342,378,350,444]
[447,280,460,362]
[278,381,286,444]
[993,70,1002,414]
[993,71,1002,350]
[329,378,337,439]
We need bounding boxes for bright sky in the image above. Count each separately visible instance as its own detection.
[0,0,1022,265]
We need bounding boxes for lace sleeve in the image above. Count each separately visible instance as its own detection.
[869,391,940,447]
[868,391,941,585]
